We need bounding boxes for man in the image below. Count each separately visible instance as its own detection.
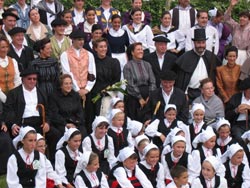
[185,10,219,55]
[143,34,177,88]
[144,71,189,124]
[122,0,152,25]
[36,0,64,28]
[169,0,197,37]
[61,30,96,101]
[9,0,30,29]
[50,18,70,68]
[175,28,221,103]
[7,27,34,72]
[4,68,60,160]
[71,0,85,26]
[226,77,250,139]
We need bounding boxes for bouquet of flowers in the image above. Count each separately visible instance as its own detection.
[92,80,127,103]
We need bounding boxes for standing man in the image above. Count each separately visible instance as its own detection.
[175,28,221,103]
[7,27,34,72]
[71,0,85,26]
[143,34,177,88]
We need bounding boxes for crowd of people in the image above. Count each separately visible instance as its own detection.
[0,0,250,187]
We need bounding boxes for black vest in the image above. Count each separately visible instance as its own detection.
[172,7,196,30]
[107,128,129,157]
[108,162,143,188]
[197,147,218,164]
[138,162,160,188]
[215,138,237,154]
[61,147,78,184]
[189,123,207,144]
[224,160,244,188]
[165,152,188,169]
[15,150,39,188]
[199,175,220,188]
[76,169,102,188]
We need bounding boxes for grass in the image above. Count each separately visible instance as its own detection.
[0,175,7,188]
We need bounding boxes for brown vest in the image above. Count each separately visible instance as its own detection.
[0,57,15,94]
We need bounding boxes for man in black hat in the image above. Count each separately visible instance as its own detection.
[61,29,96,101]
[175,28,221,103]
[226,77,250,139]
[143,34,178,88]
[4,68,61,160]
[144,70,189,123]
[7,27,34,72]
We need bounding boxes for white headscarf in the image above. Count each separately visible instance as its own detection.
[208,7,218,18]
[56,128,80,150]
[109,109,123,121]
[241,130,250,141]
[111,97,123,108]
[192,126,216,148]
[144,119,160,137]
[221,143,244,163]
[135,134,150,147]
[92,116,109,132]
[215,118,230,131]
[163,127,183,147]
[164,104,177,113]
[204,155,225,175]
[127,120,143,137]
[13,126,36,149]
[118,147,136,162]
[74,151,92,177]
[191,103,205,119]
[171,135,186,147]
[142,143,158,157]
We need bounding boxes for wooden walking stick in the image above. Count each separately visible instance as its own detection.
[36,104,46,137]
[152,101,161,120]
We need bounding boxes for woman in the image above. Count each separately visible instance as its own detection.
[224,0,250,65]
[216,46,240,104]
[85,38,121,131]
[26,8,52,49]
[122,7,155,54]
[0,36,21,103]
[106,14,129,80]
[152,11,185,56]
[124,42,156,121]
[49,74,86,137]
[30,38,60,96]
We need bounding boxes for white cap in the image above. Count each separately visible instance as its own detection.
[164,104,177,113]
[208,7,218,17]
[241,130,250,141]
[36,133,44,141]
[163,127,183,146]
[171,135,186,147]
[204,155,224,174]
[13,126,36,149]
[118,147,136,162]
[56,128,80,150]
[192,126,216,148]
[109,109,123,121]
[215,118,230,131]
[142,143,158,157]
[111,97,123,108]
[74,151,92,177]
[221,143,244,163]
[144,119,160,137]
[191,103,205,115]
[127,120,143,137]
[135,134,149,147]
[92,116,109,131]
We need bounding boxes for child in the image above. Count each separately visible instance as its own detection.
[191,156,227,188]
[162,135,197,185]
[74,151,109,188]
[166,165,190,188]
[82,116,116,175]
[127,120,145,139]
[221,143,250,188]
[215,118,237,154]
[108,147,154,188]
[135,134,150,161]
[107,109,133,157]
[138,143,165,188]
[61,10,73,36]
[55,128,82,188]
[35,133,64,188]
[7,126,47,188]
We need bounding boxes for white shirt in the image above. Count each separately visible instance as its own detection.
[237,93,250,121]
[22,85,39,118]
[122,23,155,53]
[74,169,109,188]
[113,165,154,188]
[44,156,62,185]
[60,47,96,92]
[185,25,219,55]
[191,176,227,188]
[11,44,24,58]
[84,21,94,33]
[73,8,84,26]
[166,181,190,188]
[46,2,56,29]
[82,133,117,168]
[7,148,47,188]
[156,52,164,70]
[162,87,173,105]
[55,145,82,184]
[139,160,165,188]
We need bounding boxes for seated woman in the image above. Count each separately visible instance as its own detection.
[123,42,156,121]
[49,74,86,138]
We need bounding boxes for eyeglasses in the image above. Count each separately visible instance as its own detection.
[27,77,37,81]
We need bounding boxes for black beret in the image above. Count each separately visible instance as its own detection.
[239,77,250,90]
[20,68,39,77]
[8,27,26,36]
[160,70,177,81]
[2,11,19,20]
[69,30,85,39]
[153,35,170,43]
[51,18,67,27]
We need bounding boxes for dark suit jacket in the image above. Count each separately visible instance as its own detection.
[8,45,34,71]
[144,87,189,123]
[143,52,177,88]
[4,85,49,128]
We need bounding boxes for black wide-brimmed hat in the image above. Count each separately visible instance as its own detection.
[51,18,67,27]
[160,70,177,81]
[239,77,250,90]
[20,68,39,77]
[153,35,170,43]
[192,28,208,41]
[69,30,85,39]
[8,27,26,36]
